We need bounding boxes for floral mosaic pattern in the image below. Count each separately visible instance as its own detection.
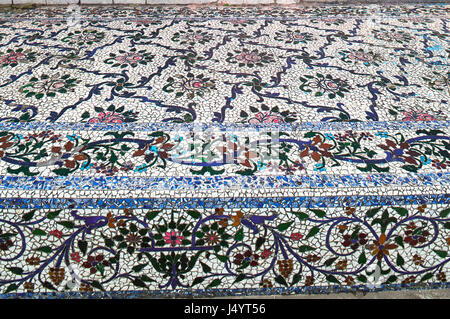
[1,204,449,294]
[0,3,449,298]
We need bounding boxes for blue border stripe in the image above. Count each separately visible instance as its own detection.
[1,281,450,299]
[0,194,448,209]
[1,172,450,190]
[0,120,448,132]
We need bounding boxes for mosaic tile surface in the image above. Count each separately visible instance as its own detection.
[0,3,449,298]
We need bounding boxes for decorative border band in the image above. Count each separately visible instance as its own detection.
[0,120,449,132]
[1,172,450,191]
[0,194,447,209]
[1,281,450,299]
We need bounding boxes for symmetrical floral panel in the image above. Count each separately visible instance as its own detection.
[0,3,449,298]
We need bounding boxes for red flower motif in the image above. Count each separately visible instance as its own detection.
[71,252,81,263]
[290,233,303,240]
[248,112,283,124]
[88,112,123,124]
[163,230,184,247]
[261,249,272,259]
[49,229,63,239]
[402,110,437,121]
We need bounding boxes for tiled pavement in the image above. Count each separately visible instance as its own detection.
[0,3,449,298]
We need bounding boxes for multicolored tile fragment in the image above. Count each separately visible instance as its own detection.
[0,3,449,298]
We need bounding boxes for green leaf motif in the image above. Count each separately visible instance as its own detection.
[293,212,309,220]
[132,263,148,273]
[192,277,205,287]
[7,267,23,275]
[234,273,246,283]
[298,245,316,253]
[200,262,212,273]
[277,221,293,232]
[306,226,320,239]
[186,210,201,219]
[145,210,161,221]
[440,208,450,218]
[91,280,105,291]
[132,278,147,288]
[420,273,433,282]
[207,278,222,288]
[32,229,46,236]
[366,207,381,218]
[392,207,408,217]
[357,275,367,283]
[358,252,367,264]
[34,246,52,253]
[274,275,288,287]
[396,254,405,266]
[57,221,75,229]
[78,240,87,255]
[309,209,326,218]
[434,250,448,258]
[46,210,62,220]
[326,275,340,284]
[22,210,36,221]
[4,284,18,294]
[234,228,244,241]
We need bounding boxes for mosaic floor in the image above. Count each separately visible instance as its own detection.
[0,3,449,298]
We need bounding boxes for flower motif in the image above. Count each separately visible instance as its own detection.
[226,48,275,68]
[402,110,437,121]
[62,29,105,45]
[215,208,229,227]
[340,48,382,66]
[171,29,213,45]
[88,112,123,124]
[104,48,154,68]
[300,134,333,162]
[274,30,313,44]
[71,252,81,263]
[261,249,272,259]
[290,232,303,240]
[21,73,79,99]
[230,211,244,227]
[163,73,216,99]
[0,48,36,67]
[336,259,348,270]
[216,141,258,169]
[377,139,420,165]
[0,228,14,251]
[113,223,151,254]
[342,232,368,250]
[412,254,423,265]
[423,71,449,94]
[368,233,398,261]
[404,222,431,246]
[204,231,220,245]
[107,212,117,228]
[49,229,63,239]
[233,250,259,267]
[277,259,293,277]
[373,28,412,43]
[299,73,350,99]
[163,230,184,247]
[82,254,110,275]
[25,257,40,265]
[248,112,284,124]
